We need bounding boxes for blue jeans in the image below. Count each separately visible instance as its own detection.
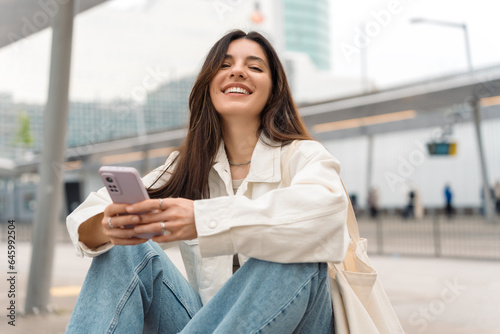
[66,241,333,333]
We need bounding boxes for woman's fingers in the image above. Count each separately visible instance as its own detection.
[101,202,148,245]
[134,221,169,238]
[133,219,197,243]
[105,225,142,239]
[102,213,141,229]
[104,202,130,218]
[126,198,164,214]
[132,198,198,242]
[101,198,197,244]
[150,221,198,244]
[132,221,183,243]
[101,215,150,245]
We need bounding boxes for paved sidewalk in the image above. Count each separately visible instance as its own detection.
[0,242,499,334]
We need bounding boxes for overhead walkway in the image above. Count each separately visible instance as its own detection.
[9,63,500,174]
[0,0,108,49]
[301,64,500,141]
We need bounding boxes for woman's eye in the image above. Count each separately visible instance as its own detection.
[221,63,230,68]
[250,66,262,72]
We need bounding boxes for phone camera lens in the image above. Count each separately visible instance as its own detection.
[106,177,113,183]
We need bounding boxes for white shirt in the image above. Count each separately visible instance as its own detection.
[66,135,349,305]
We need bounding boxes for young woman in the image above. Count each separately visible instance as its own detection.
[66,30,349,333]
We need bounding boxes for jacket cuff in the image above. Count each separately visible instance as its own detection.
[194,197,235,257]
[67,205,107,257]
[78,241,114,257]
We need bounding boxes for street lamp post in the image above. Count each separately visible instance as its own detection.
[411,18,495,224]
[410,18,473,72]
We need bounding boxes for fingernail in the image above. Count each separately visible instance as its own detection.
[131,216,140,223]
[126,206,134,213]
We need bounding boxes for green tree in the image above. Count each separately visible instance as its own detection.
[14,111,34,149]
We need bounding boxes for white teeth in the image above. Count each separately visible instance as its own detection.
[224,87,250,94]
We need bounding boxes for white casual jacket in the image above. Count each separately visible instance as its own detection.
[66,136,350,305]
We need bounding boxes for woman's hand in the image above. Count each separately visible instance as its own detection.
[102,203,150,246]
[127,198,198,243]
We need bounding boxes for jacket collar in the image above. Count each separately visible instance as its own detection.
[212,132,282,184]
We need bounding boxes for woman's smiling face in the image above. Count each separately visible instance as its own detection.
[209,38,272,123]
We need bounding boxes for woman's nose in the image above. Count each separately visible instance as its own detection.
[229,65,247,78]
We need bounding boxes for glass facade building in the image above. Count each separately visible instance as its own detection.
[66,100,140,148]
[283,0,331,71]
[144,76,193,133]
[0,75,193,159]
[0,94,44,159]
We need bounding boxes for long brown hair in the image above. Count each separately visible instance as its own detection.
[148,30,312,200]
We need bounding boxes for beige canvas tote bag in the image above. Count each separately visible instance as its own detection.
[283,140,405,334]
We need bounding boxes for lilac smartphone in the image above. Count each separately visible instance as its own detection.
[99,166,161,239]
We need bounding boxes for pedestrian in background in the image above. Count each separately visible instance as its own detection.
[368,187,379,219]
[444,184,453,219]
[479,184,495,216]
[403,189,415,220]
[414,188,424,220]
[494,180,500,215]
[349,193,362,216]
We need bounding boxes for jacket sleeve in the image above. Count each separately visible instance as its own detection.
[66,152,179,257]
[194,140,350,264]
[66,186,114,257]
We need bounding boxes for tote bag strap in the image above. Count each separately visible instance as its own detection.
[340,180,361,244]
[283,140,361,243]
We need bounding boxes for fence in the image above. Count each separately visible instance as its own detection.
[358,214,500,260]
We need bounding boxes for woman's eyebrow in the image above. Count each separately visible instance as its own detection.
[246,55,267,67]
[223,54,268,67]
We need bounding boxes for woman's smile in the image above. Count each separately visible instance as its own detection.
[210,38,272,121]
[222,83,253,95]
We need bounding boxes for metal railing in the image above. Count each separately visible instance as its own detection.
[358,214,500,260]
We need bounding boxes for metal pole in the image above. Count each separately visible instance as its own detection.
[360,24,370,93]
[472,99,495,224]
[376,217,384,255]
[366,134,373,210]
[273,0,285,54]
[25,0,75,314]
[141,148,150,176]
[411,18,473,73]
[462,24,473,72]
[433,214,441,257]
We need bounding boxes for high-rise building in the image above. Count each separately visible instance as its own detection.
[0,93,44,159]
[282,0,331,71]
[0,78,191,159]
[144,76,193,133]
[66,100,140,148]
